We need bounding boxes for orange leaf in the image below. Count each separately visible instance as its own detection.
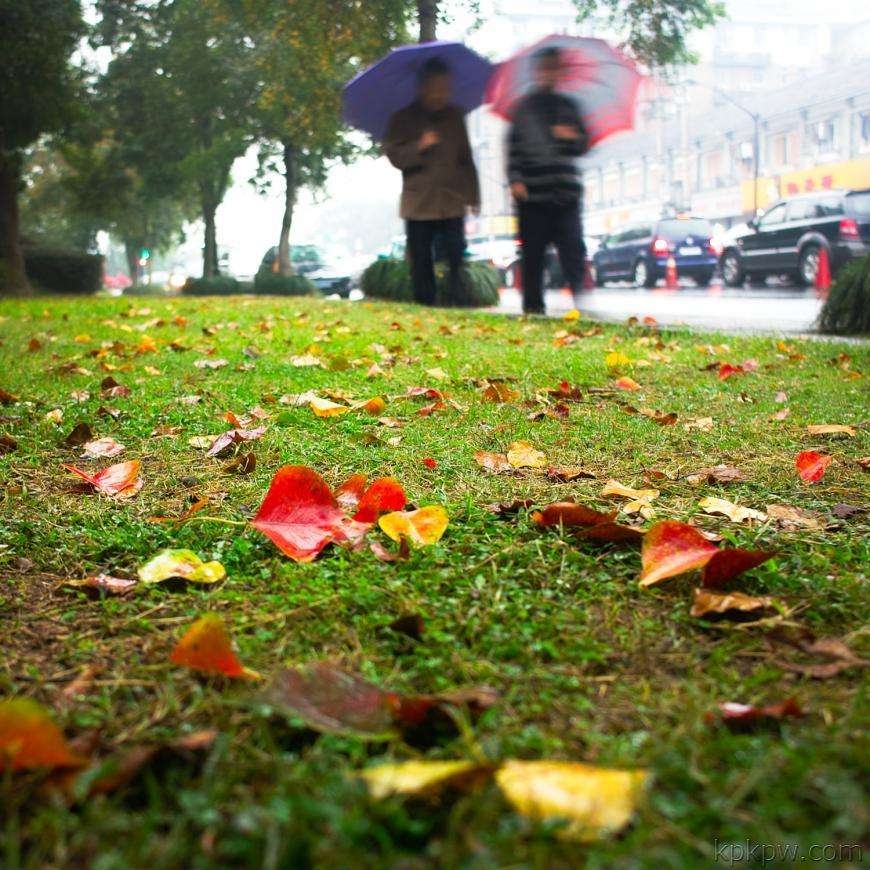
[701,549,776,589]
[614,377,641,391]
[335,473,368,509]
[170,614,259,679]
[0,698,87,772]
[64,460,142,498]
[640,520,718,588]
[795,451,831,483]
[531,503,617,528]
[474,450,512,473]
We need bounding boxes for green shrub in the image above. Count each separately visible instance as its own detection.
[23,247,104,295]
[182,275,242,296]
[253,268,318,296]
[361,257,500,307]
[818,254,870,335]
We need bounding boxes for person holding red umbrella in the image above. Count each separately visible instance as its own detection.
[506,46,590,315]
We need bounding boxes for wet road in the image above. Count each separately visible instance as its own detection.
[495,281,825,333]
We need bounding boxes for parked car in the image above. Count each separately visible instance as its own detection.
[720,188,870,287]
[259,244,355,296]
[592,216,719,287]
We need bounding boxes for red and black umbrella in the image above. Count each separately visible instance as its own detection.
[486,34,642,147]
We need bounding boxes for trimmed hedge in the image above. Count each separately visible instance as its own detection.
[818,254,870,335]
[182,275,242,296]
[361,258,500,307]
[253,268,319,296]
[23,247,104,295]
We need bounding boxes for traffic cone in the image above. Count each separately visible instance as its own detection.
[665,256,679,290]
[815,246,831,299]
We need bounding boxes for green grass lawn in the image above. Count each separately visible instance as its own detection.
[1,294,868,868]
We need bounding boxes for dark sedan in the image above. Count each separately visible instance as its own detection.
[720,188,870,287]
[592,216,719,287]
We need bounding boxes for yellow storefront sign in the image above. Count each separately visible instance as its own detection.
[741,156,870,212]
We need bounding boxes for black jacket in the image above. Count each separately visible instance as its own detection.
[507,91,589,205]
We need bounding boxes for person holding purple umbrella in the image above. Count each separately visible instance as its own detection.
[383,58,480,306]
[507,46,589,315]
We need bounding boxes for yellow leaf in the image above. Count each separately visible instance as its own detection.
[425,366,448,380]
[379,506,448,547]
[806,424,855,437]
[601,480,659,501]
[698,497,767,524]
[562,309,580,321]
[310,397,350,417]
[138,549,226,584]
[360,760,482,800]
[74,334,92,343]
[495,761,650,841]
[605,351,630,368]
[355,396,386,415]
[507,440,546,469]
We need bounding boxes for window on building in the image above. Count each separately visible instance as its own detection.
[860,112,870,153]
[771,135,789,169]
[808,118,837,153]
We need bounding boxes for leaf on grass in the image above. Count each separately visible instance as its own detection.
[379,506,448,547]
[640,520,718,588]
[81,437,125,458]
[310,397,350,417]
[387,612,423,639]
[251,465,365,562]
[63,460,143,498]
[547,381,583,402]
[63,422,93,447]
[766,504,822,529]
[532,503,616,528]
[62,574,138,597]
[481,381,520,403]
[806,424,855,437]
[223,452,256,474]
[495,761,650,842]
[356,396,387,415]
[601,480,659,501]
[684,416,714,431]
[700,549,776,589]
[698,496,767,524]
[354,477,407,523]
[474,450,513,473]
[773,632,870,679]
[575,522,645,544]
[485,499,535,516]
[335,473,368,509]
[857,456,870,472]
[796,451,831,483]
[0,698,87,773]
[507,441,546,469]
[708,698,804,728]
[138,549,226,585]
[206,426,265,457]
[689,588,779,621]
[717,362,744,380]
[361,759,488,800]
[605,351,631,369]
[546,466,596,481]
[0,433,17,453]
[613,376,641,391]
[684,464,746,485]
[170,614,259,679]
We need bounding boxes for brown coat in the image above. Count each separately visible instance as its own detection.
[383,102,480,221]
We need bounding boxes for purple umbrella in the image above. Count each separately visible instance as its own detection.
[342,41,493,141]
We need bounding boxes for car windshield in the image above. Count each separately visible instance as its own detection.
[657,218,711,240]
[291,245,322,266]
[847,192,870,218]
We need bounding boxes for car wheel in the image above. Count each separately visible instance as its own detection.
[799,244,820,287]
[721,250,743,287]
[633,259,655,288]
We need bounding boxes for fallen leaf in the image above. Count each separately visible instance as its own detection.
[709,699,804,728]
[507,441,546,469]
[474,450,512,473]
[605,351,631,369]
[532,503,616,528]
[63,460,143,499]
[640,520,718,588]
[717,362,744,380]
[0,698,87,773]
[387,612,423,639]
[806,424,855,437]
[81,437,125,458]
[690,588,779,621]
[546,466,596,481]
[379,506,448,547]
[857,457,870,472]
[0,433,17,453]
[357,396,387,415]
[495,761,649,842]
[774,633,870,679]
[205,426,266,457]
[354,477,407,523]
[796,451,831,483]
[481,381,520,403]
[63,422,94,447]
[614,377,641,391]
[138,549,226,585]
[700,549,776,589]
[310,397,350,417]
[360,760,487,800]
[685,465,746,485]
[574,522,645,544]
[251,466,366,562]
[766,504,822,530]
[170,614,259,679]
[485,499,535,516]
[831,503,863,520]
[698,496,767,524]
[601,480,659,502]
[684,417,714,431]
[423,457,437,469]
[335,473,368,509]
[223,452,256,474]
[61,574,138,597]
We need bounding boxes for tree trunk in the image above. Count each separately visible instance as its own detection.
[277,142,297,276]
[417,0,437,42]
[0,152,30,296]
[202,197,218,278]
[124,239,140,286]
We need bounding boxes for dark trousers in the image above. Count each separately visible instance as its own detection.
[406,217,465,306]
[518,200,585,313]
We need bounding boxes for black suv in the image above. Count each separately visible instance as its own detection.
[720,188,870,287]
[592,216,719,288]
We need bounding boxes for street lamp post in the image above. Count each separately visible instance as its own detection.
[685,79,762,217]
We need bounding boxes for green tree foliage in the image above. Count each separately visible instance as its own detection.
[818,255,870,335]
[0,0,83,294]
[232,0,409,274]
